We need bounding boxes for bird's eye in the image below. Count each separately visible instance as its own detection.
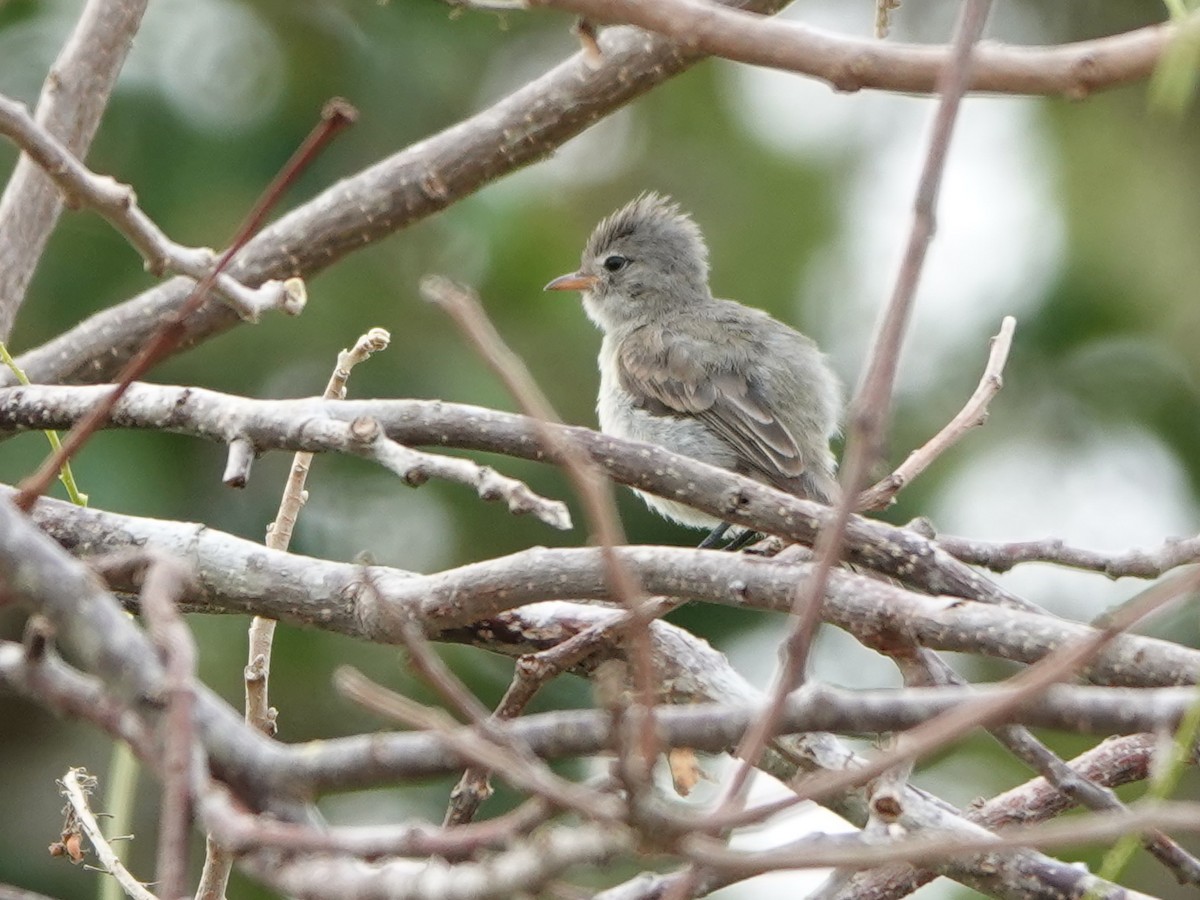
[602,255,629,272]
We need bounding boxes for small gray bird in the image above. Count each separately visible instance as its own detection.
[545,193,842,546]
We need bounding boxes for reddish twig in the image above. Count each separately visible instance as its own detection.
[421,276,662,791]
[137,556,199,900]
[688,4,996,879]
[13,99,357,512]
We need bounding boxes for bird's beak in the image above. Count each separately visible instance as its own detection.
[544,271,599,292]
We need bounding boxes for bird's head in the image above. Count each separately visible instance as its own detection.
[545,193,711,331]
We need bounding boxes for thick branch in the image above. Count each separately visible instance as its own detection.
[7,634,1189,789]
[0,384,1027,606]
[1,498,1173,900]
[533,0,1170,97]
[20,491,1200,689]
[236,823,630,900]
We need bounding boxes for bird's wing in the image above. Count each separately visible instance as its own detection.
[616,330,807,491]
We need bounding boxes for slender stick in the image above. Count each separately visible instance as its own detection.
[196,328,388,900]
[694,0,996,861]
[422,277,662,788]
[13,100,357,512]
[858,316,1015,510]
[58,768,159,900]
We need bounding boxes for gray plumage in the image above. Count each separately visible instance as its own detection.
[546,193,842,529]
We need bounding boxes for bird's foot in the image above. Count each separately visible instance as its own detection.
[698,522,761,552]
[698,522,732,549]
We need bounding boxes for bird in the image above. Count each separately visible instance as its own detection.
[545,193,842,548]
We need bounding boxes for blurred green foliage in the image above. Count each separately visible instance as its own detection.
[3,1,1200,897]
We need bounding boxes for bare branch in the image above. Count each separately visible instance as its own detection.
[57,769,159,900]
[236,822,631,900]
[0,384,1032,606]
[934,529,1200,579]
[12,627,1194,788]
[859,315,1015,510]
[348,416,571,530]
[531,0,1170,97]
[0,93,305,321]
[198,778,553,861]
[0,0,149,340]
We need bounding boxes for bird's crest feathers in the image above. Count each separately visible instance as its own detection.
[584,192,710,277]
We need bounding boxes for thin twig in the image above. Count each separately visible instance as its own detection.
[136,556,199,900]
[197,327,389,900]
[248,327,391,733]
[346,417,571,529]
[689,3,996,879]
[57,769,159,900]
[335,665,623,822]
[421,277,662,792]
[934,529,1200,579]
[858,315,1015,510]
